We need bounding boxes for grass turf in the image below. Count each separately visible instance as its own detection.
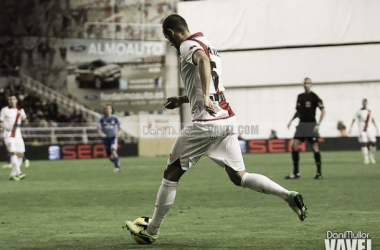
[0,151,379,250]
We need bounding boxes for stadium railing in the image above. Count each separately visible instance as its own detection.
[20,73,101,122]
[0,123,136,146]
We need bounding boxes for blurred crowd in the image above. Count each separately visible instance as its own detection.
[0,78,87,126]
[0,79,103,146]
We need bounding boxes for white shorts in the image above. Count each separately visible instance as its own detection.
[4,137,25,153]
[167,116,245,171]
[358,131,377,143]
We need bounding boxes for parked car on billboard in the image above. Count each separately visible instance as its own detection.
[75,59,121,89]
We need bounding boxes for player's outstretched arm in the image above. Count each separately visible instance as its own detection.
[20,109,28,125]
[164,96,188,109]
[21,117,29,125]
[348,118,356,134]
[372,118,379,135]
[287,111,298,129]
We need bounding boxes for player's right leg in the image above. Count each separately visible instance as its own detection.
[9,152,21,181]
[15,153,26,180]
[124,121,211,242]
[23,155,30,168]
[5,138,22,180]
[360,143,370,164]
[15,138,27,179]
[124,159,186,241]
[285,139,302,179]
[359,132,370,164]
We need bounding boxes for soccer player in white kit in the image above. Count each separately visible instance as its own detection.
[124,14,307,243]
[0,95,28,181]
[349,99,378,164]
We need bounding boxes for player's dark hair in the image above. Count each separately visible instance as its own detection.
[105,104,114,114]
[8,94,20,108]
[162,14,189,34]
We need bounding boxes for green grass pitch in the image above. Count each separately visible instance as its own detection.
[0,151,379,250]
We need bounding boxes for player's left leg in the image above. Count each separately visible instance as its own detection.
[15,138,26,179]
[224,166,307,221]
[23,155,30,168]
[359,132,370,164]
[367,131,377,164]
[225,166,289,201]
[2,154,12,169]
[360,143,370,164]
[369,141,376,164]
[286,139,303,179]
[311,142,322,179]
[110,137,121,172]
[110,150,121,172]
[206,117,307,221]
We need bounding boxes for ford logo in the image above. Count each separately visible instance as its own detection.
[70,45,86,52]
[84,94,99,100]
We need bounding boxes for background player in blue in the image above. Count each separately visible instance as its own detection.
[97,104,122,172]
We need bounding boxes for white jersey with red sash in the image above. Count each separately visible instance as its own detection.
[356,109,376,143]
[180,32,234,121]
[0,106,26,138]
[356,109,373,132]
[168,33,245,172]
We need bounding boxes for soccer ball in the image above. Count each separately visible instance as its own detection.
[130,216,155,245]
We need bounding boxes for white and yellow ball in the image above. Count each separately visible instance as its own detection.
[130,216,155,245]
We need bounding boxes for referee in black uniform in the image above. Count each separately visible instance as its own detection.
[285,78,326,179]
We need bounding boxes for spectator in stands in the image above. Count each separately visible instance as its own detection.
[269,130,278,139]
[337,121,347,137]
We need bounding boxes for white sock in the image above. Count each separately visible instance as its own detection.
[241,173,289,202]
[10,155,19,177]
[369,145,376,158]
[361,147,369,161]
[17,157,23,175]
[147,178,178,235]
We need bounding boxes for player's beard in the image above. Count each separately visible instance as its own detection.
[167,33,180,52]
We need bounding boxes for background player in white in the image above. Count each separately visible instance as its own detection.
[123,14,307,243]
[0,95,28,181]
[349,98,378,164]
